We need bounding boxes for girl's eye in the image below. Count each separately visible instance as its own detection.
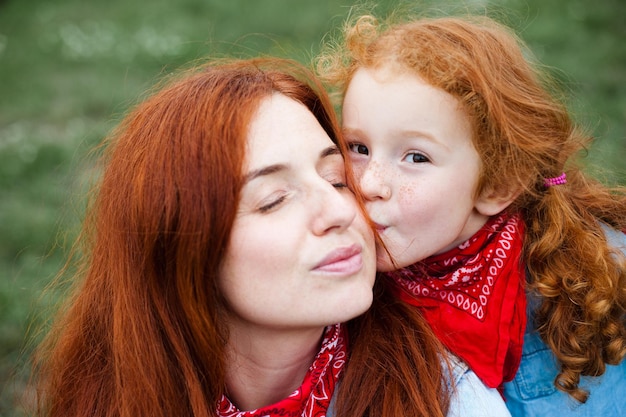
[403,152,430,163]
[348,143,369,155]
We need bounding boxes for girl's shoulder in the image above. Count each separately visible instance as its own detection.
[504,330,626,416]
[506,224,626,416]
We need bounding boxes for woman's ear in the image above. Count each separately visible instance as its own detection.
[474,185,520,216]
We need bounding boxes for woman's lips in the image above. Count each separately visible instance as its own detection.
[313,243,363,274]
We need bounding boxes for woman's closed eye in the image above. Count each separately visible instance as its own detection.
[348,143,369,155]
[323,165,349,190]
[258,193,288,213]
[403,152,430,163]
[328,176,348,190]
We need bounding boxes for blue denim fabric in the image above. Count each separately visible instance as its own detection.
[449,355,512,417]
[504,227,626,416]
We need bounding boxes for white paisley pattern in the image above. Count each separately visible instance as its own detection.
[392,214,520,321]
[217,324,346,417]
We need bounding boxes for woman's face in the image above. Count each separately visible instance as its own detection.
[219,93,376,333]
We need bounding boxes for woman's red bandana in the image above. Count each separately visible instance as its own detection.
[218,323,346,417]
[388,213,526,388]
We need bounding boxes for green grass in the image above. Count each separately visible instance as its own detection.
[0,1,360,414]
[1,0,624,415]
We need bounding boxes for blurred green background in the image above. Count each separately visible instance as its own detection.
[0,0,624,415]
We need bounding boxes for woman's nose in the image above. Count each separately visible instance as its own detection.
[311,182,358,236]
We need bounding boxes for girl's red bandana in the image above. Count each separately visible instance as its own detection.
[217,323,346,417]
[388,213,526,388]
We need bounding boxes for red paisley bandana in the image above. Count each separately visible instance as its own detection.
[388,213,526,388]
[217,324,347,417]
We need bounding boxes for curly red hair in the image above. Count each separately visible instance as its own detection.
[318,14,626,402]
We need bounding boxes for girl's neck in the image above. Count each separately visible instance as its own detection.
[224,324,324,411]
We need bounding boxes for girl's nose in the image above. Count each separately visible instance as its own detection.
[358,161,391,201]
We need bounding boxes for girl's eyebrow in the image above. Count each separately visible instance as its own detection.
[342,127,361,137]
[398,129,450,151]
[244,145,340,184]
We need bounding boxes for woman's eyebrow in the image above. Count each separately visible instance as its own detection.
[244,164,287,184]
[321,145,341,158]
[244,145,340,184]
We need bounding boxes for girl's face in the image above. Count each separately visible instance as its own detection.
[342,67,492,271]
[219,93,376,333]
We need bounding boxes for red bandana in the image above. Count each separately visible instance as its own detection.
[217,324,347,417]
[388,213,526,388]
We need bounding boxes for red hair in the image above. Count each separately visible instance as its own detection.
[33,57,450,417]
[34,58,337,417]
[318,14,626,402]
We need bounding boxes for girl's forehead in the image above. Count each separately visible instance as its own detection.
[353,63,424,86]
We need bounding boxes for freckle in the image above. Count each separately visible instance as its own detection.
[399,184,419,202]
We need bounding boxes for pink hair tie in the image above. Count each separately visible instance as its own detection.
[544,172,567,187]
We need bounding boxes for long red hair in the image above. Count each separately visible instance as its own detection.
[33,57,450,417]
[34,58,338,417]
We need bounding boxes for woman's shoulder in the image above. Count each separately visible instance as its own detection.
[445,354,512,417]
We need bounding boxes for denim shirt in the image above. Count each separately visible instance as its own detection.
[448,355,512,417]
[503,227,626,416]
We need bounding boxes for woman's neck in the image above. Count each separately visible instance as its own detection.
[224,324,325,411]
